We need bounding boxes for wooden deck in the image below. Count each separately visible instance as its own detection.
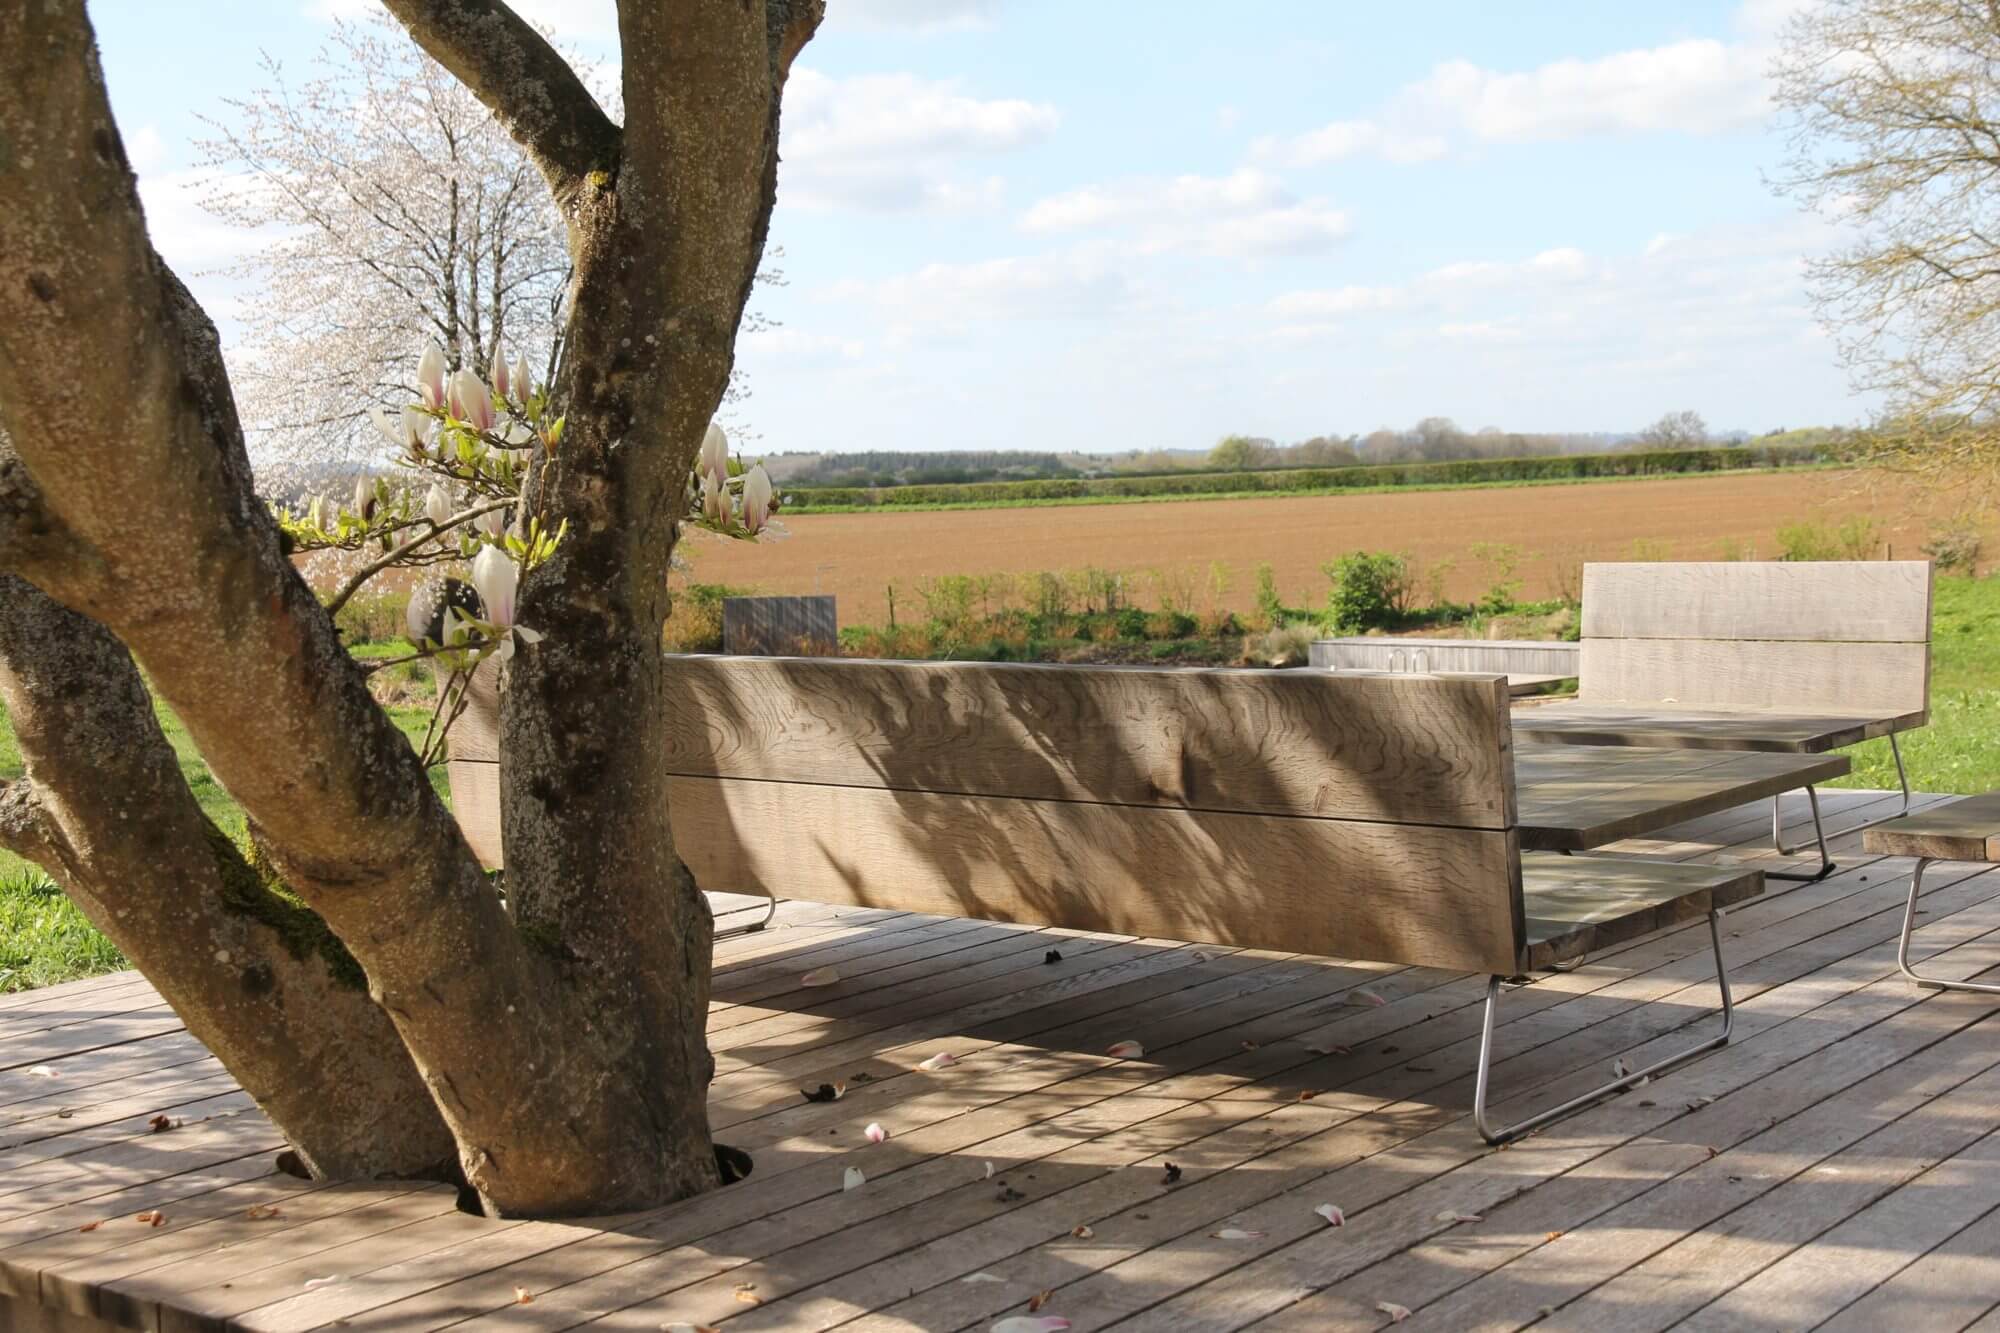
[2,788,1998,1331]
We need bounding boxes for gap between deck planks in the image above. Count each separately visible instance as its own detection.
[0,784,1992,1320]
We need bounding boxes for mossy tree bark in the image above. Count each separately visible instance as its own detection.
[0,0,820,1217]
[0,576,459,1181]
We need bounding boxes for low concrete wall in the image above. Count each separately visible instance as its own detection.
[1309,636,1578,677]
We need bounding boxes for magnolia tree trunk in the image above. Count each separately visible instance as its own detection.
[0,575,459,1181]
[0,0,819,1217]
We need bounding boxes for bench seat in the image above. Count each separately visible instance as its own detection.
[1512,703,1925,754]
[1862,796,2000,997]
[1520,852,1764,969]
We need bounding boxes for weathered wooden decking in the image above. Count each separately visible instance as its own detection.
[3,788,1998,1332]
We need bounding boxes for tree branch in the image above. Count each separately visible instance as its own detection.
[0,779,61,866]
[323,496,515,616]
[378,0,619,202]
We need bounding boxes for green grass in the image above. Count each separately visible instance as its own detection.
[0,663,444,992]
[1829,573,2000,794]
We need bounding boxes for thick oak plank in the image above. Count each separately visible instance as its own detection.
[1581,560,1932,643]
[1578,637,1929,716]
[673,775,1529,975]
[1511,701,1923,753]
[1516,744,1849,848]
[654,655,1518,826]
[1863,790,2000,862]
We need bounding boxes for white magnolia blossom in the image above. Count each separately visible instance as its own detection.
[699,421,729,484]
[416,342,449,412]
[742,463,774,535]
[470,544,518,630]
[447,369,496,433]
[424,483,452,527]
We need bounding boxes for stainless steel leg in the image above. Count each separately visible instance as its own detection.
[1771,732,1911,868]
[1475,909,1734,1146]
[1767,785,1836,882]
[715,891,780,940]
[1898,858,2000,995]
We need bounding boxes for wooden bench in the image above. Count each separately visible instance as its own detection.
[1863,794,2000,996]
[1512,560,1933,880]
[450,657,1762,1144]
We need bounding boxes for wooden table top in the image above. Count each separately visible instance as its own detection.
[1515,743,1851,851]
[1511,701,1924,754]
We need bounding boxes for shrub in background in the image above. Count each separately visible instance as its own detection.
[1322,551,1410,632]
[1253,563,1283,629]
[1775,515,1881,561]
[1923,520,1983,574]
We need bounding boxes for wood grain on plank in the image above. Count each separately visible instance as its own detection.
[656,654,1518,826]
[1512,703,1921,753]
[1580,560,1932,643]
[1863,790,2000,862]
[1578,637,1929,715]
[1515,745,1849,848]
[673,775,1529,975]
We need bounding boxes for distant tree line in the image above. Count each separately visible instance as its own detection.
[765,411,1843,490]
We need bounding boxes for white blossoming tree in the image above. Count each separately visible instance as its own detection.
[0,0,819,1218]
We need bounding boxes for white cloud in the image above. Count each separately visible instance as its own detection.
[1256,27,1773,165]
[781,69,1057,213]
[740,327,865,369]
[1409,40,1770,141]
[1267,285,1403,318]
[1021,168,1350,257]
[825,253,1139,327]
[1252,120,1447,167]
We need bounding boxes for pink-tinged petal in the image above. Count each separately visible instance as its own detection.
[1210,1228,1266,1240]
[1105,1040,1145,1059]
[984,1160,996,1179]
[1612,1056,1632,1079]
[1376,1301,1412,1322]
[992,1320,1071,1333]
[490,349,510,401]
[962,1272,1005,1284]
[1069,1224,1094,1239]
[1434,1209,1483,1224]
[26,1066,57,1078]
[842,1167,865,1192]
[1315,1203,1346,1227]
[416,341,447,408]
[303,1276,342,1290]
[864,1122,887,1144]
[918,1051,959,1071]
[1349,987,1388,1007]
[800,966,840,987]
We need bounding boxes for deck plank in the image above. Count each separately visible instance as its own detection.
[0,791,1996,1333]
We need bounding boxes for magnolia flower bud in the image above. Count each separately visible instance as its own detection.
[416,341,448,410]
[479,506,507,538]
[701,469,727,526]
[471,543,519,630]
[700,421,728,486]
[306,493,328,531]
[405,588,430,644]
[447,369,497,433]
[425,483,452,528]
[352,474,375,522]
[512,353,533,405]
[490,349,510,402]
[369,406,404,451]
[743,462,774,535]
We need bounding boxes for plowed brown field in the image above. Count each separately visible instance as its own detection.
[685,469,1950,626]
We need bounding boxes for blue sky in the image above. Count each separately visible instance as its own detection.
[91,0,1848,454]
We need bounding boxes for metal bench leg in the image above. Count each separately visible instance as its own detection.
[1768,785,1836,882]
[1474,909,1735,1146]
[1899,858,2000,995]
[715,891,780,940]
[1770,733,1911,876]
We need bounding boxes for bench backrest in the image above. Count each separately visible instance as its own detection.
[1578,560,1932,717]
[449,658,1530,974]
